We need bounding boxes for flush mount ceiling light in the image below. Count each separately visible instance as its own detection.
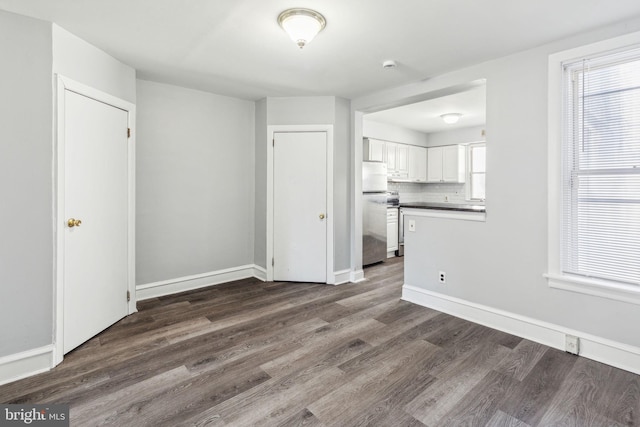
[440,113,463,124]
[278,8,326,49]
[382,60,397,69]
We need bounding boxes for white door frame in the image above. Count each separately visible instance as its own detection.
[267,125,334,284]
[54,75,136,365]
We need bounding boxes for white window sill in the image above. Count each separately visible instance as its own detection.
[545,273,640,306]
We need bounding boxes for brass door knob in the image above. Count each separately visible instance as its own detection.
[319,214,325,220]
[67,218,82,228]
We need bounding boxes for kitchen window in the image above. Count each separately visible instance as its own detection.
[546,36,640,304]
[467,143,486,201]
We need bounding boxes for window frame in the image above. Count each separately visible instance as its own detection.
[546,31,640,305]
[466,142,486,202]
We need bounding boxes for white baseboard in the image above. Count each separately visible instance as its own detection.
[137,264,263,300]
[402,284,640,376]
[0,345,54,386]
[350,269,365,283]
[333,269,351,285]
[253,265,267,282]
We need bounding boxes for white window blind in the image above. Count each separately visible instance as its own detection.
[562,48,640,286]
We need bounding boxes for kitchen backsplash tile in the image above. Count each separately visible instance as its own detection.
[388,181,470,204]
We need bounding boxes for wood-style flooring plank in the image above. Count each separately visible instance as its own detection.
[497,348,578,426]
[536,356,620,427]
[493,339,548,381]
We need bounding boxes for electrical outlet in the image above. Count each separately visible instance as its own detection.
[565,335,580,355]
[438,271,446,283]
[408,219,416,232]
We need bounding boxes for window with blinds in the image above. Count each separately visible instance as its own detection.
[562,49,640,286]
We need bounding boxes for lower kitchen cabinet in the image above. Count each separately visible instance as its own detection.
[387,207,398,256]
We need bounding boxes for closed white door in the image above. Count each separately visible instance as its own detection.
[273,132,327,283]
[63,90,129,353]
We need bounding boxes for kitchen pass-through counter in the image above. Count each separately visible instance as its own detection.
[400,202,486,221]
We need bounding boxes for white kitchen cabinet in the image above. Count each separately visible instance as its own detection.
[386,141,396,172]
[387,207,398,255]
[363,138,386,162]
[408,145,427,182]
[427,145,466,183]
[386,142,408,180]
[396,144,409,178]
[364,138,423,182]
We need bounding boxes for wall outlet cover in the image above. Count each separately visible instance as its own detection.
[438,271,446,283]
[565,335,580,355]
[408,219,416,232]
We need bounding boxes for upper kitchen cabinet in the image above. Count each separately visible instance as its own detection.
[363,138,386,162]
[408,145,427,182]
[363,138,410,180]
[386,142,408,180]
[427,145,466,183]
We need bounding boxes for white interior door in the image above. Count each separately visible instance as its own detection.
[273,131,327,283]
[63,90,129,353]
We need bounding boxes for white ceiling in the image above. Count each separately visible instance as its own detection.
[365,85,486,134]
[2,1,640,101]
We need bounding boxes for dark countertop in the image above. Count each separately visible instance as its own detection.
[400,202,486,213]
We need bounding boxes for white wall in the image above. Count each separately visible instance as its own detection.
[333,97,352,271]
[0,10,53,358]
[267,96,336,125]
[136,80,255,284]
[428,125,485,146]
[363,119,429,147]
[353,17,640,350]
[254,98,268,269]
[53,25,135,103]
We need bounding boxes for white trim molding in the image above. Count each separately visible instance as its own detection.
[350,269,365,283]
[253,265,267,282]
[333,269,352,285]
[547,32,640,310]
[136,265,264,300]
[402,284,640,376]
[545,273,640,306]
[0,345,54,387]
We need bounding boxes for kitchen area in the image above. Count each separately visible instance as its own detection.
[362,83,487,266]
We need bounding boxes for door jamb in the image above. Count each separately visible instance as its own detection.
[54,75,136,365]
[266,125,334,284]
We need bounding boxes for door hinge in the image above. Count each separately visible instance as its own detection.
[127,128,131,138]
[272,257,274,267]
[272,139,275,146]
[127,290,131,302]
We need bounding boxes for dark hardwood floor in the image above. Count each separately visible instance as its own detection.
[2,257,639,426]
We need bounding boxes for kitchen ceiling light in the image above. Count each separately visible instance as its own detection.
[382,60,397,69]
[440,113,463,124]
[278,8,326,49]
